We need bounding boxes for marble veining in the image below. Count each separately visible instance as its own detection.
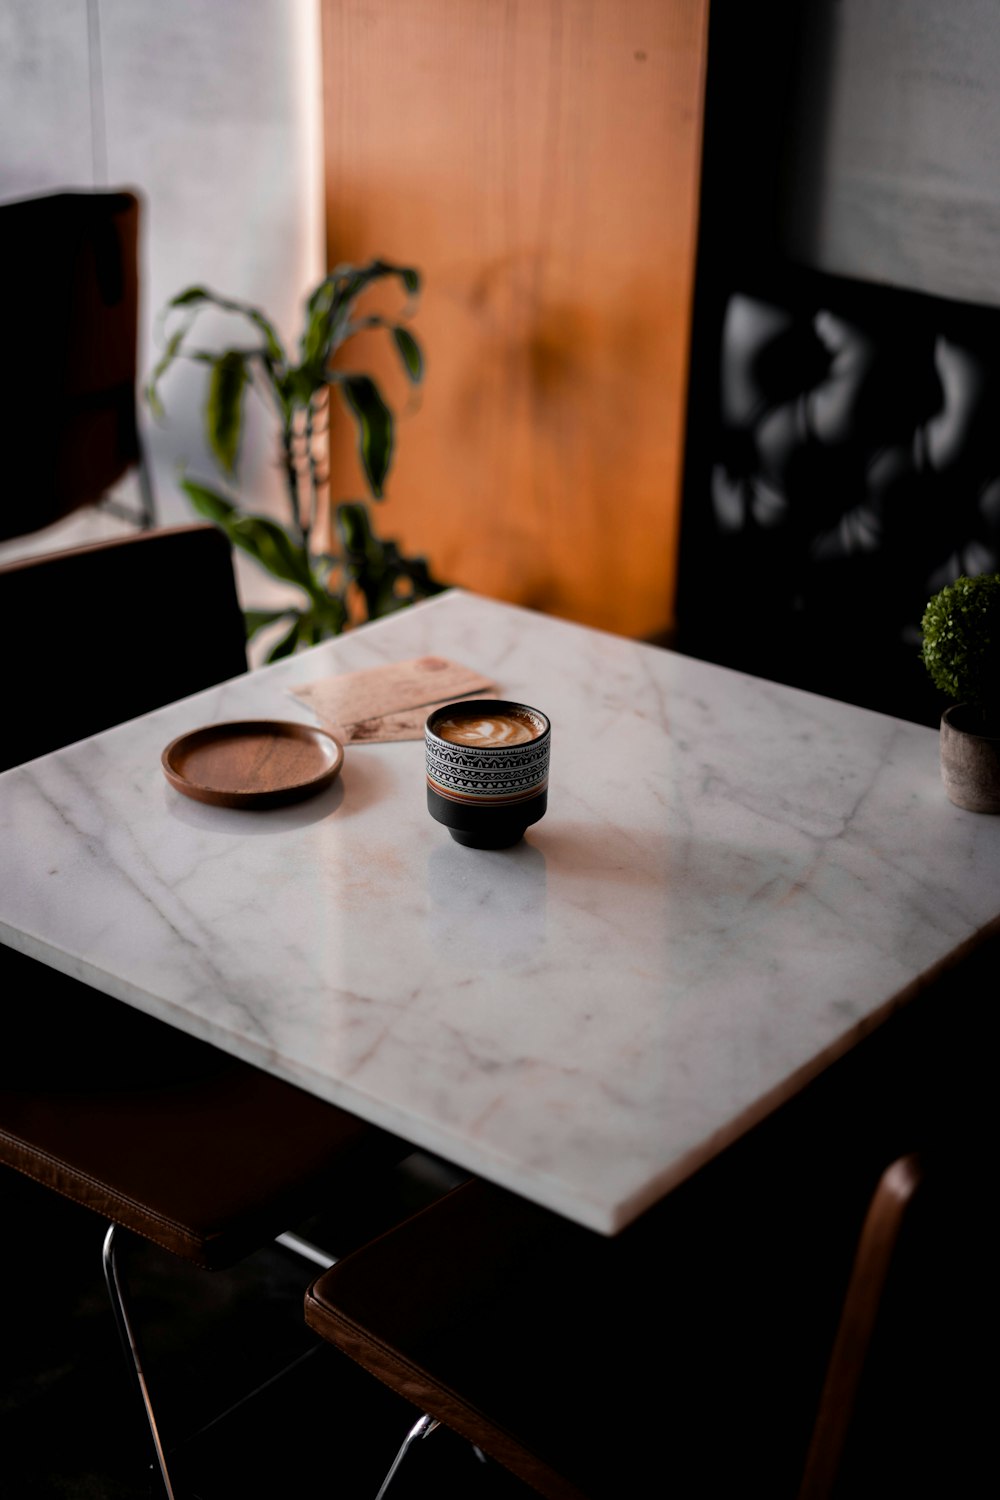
[2,589,999,1233]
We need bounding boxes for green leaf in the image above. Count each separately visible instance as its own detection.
[301,280,342,372]
[267,616,303,662]
[302,597,349,643]
[399,552,448,598]
[336,501,395,618]
[317,592,349,636]
[180,478,238,527]
[344,314,385,336]
[145,327,187,417]
[339,375,393,498]
[336,499,375,558]
[358,263,419,297]
[168,286,286,365]
[241,307,285,365]
[301,261,421,373]
[206,352,249,474]
[247,598,349,655]
[391,326,423,383]
[229,514,318,593]
[330,259,420,307]
[170,285,212,307]
[285,366,322,408]
[333,499,447,622]
[244,607,295,640]
[180,479,316,596]
[306,275,337,318]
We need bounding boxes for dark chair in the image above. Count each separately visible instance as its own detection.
[305,1167,856,1499]
[674,264,1000,729]
[302,928,996,1499]
[302,1132,890,1498]
[0,523,247,771]
[798,1147,991,1500]
[304,1153,987,1500]
[0,524,410,1497]
[670,0,1000,729]
[0,187,155,541]
[797,1153,925,1500]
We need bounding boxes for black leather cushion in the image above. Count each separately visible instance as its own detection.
[676,269,1000,726]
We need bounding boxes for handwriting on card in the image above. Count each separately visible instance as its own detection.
[291,657,495,742]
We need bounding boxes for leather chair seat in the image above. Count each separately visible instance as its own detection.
[1,951,405,1272]
[304,1158,870,1498]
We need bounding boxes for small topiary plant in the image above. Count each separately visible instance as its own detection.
[920,572,1000,729]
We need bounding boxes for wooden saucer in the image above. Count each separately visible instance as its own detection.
[162,720,344,809]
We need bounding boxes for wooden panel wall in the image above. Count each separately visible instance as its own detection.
[321,0,708,638]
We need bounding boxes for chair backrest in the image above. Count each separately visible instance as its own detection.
[797,1153,924,1500]
[0,524,247,771]
[304,1146,879,1499]
[0,189,144,541]
[675,264,1000,727]
[797,1144,989,1500]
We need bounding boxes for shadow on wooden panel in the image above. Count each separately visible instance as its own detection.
[320,0,709,638]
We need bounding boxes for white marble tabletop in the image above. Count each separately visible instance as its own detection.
[2,589,999,1233]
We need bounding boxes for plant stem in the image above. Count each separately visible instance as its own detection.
[306,397,319,541]
[281,422,307,548]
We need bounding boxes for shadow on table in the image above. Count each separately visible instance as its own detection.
[426,839,547,967]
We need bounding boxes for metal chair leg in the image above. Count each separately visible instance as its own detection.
[274,1230,337,1270]
[100,1222,339,1498]
[135,443,157,529]
[102,1223,178,1500]
[98,441,157,531]
[374,1412,440,1500]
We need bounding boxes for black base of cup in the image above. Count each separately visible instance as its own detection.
[447,825,525,849]
[427,785,547,850]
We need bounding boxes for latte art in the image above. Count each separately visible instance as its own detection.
[435,710,541,747]
[426,698,549,846]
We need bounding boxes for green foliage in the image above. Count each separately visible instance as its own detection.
[339,375,393,497]
[206,351,249,474]
[920,573,1000,723]
[147,260,446,660]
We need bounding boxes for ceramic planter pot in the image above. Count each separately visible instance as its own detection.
[939,705,1000,813]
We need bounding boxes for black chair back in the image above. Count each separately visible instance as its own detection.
[676,265,1000,728]
[0,188,153,540]
[0,524,247,771]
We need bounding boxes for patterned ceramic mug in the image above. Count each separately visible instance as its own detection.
[425,698,551,848]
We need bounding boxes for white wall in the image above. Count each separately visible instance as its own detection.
[782,0,1000,306]
[0,0,324,595]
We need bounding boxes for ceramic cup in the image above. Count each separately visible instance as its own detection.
[425,698,551,848]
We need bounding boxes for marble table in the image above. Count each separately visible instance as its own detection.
[2,589,999,1234]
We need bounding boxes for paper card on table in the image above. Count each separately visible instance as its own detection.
[290,656,494,742]
[336,698,491,744]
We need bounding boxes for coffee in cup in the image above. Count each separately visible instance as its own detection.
[425,698,550,848]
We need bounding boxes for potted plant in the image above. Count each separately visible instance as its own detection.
[920,572,1000,812]
[146,259,446,660]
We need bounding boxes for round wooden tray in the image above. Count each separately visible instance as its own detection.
[162,720,344,809]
